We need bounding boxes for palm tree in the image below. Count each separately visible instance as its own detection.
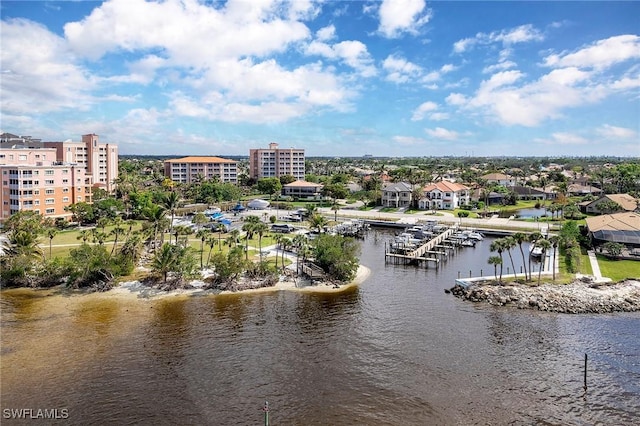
[205,235,217,267]
[513,232,528,280]
[142,204,167,247]
[120,232,144,265]
[292,234,307,274]
[488,256,502,282]
[46,227,57,259]
[109,221,126,257]
[77,229,92,244]
[254,222,269,259]
[96,217,111,234]
[242,221,257,260]
[273,234,282,269]
[331,200,340,222]
[548,235,560,282]
[527,231,543,281]
[5,230,43,259]
[490,238,506,284]
[502,236,518,279]
[163,191,180,236]
[536,238,552,286]
[281,237,293,272]
[151,243,177,284]
[173,225,193,246]
[91,229,107,246]
[309,213,328,233]
[196,229,209,269]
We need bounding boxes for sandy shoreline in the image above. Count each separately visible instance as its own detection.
[76,264,373,300]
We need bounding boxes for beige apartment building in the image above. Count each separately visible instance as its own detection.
[164,156,238,184]
[0,147,91,222]
[249,143,305,180]
[44,134,119,192]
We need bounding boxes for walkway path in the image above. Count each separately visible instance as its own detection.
[586,250,611,283]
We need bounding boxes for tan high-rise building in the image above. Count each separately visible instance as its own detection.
[0,147,91,223]
[249,143,305,180]
[164,156,238,184]
[44,134,119,192]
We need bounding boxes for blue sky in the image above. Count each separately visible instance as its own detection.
[1,1,638,157]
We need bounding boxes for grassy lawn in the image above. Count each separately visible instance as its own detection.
[596,255,640,282]
[379,207,399,213]
[451,209,479,218]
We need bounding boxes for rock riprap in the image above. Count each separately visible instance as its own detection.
[450,279,640,313]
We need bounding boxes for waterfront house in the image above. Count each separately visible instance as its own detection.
[480,172,516,186]
[586,212,640,251]
[506,185,548,201]
[381,182,413,208]
[281,180,323,199]
[582,194,638,215]
[419,181,470,210]
[568,183,603,197]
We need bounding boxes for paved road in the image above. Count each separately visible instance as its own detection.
[315,206,551,234]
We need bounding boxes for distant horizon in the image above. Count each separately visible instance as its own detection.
[118,153,638,161]
[2,1,639,157]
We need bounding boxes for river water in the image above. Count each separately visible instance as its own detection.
[2,231,639,425]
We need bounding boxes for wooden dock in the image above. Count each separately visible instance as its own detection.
[385,225,458,268]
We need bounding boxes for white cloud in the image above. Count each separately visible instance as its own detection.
[382,54,423,83]
[316,25,336,42]
[429,112,449,121]
[64,0,311,63]
[411,101,438,121]
[305,37,377,77]
[453,37,474,54]
[597,124,637,140]
[483,60,517,74]
[544,35,640,70]
[536,132,589,145]
[445,93,467,106]
[452,65,618,127]
[453,24,543,54]
[425,127,460,140]
[378,0,432,38]
[0,18,95,115]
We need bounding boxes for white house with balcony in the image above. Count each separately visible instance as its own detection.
[382,182,414,208]
[419,181,470,210]
[282,180,323,199]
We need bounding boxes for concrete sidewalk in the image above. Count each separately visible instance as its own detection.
[585,250,611,283]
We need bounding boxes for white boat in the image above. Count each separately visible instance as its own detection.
[462,230,484,241]
[530,245,544,257]
[461,239,476,247]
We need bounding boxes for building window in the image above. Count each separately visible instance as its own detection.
[62,197,69,202]
[45,180,54,185]
[45,198,55,204]
[45,189,55,194]
[19,155,27,161]
[45,208,55,214]
[45,170,54,175]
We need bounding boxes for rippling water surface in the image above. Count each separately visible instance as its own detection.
[2,231,639,425]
